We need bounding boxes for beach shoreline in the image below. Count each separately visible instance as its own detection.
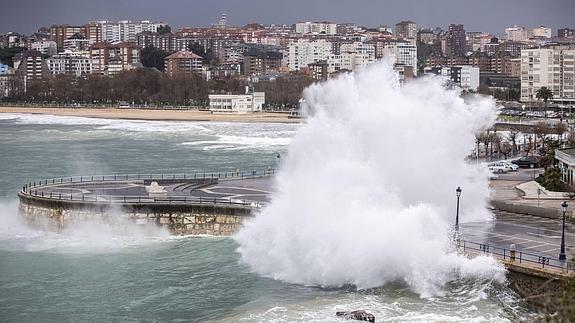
[0,107,303,123]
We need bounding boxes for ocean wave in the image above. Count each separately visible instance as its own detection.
[181,135,291,151]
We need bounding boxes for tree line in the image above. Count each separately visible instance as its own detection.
[4,67,315,107]
[475,121,569,164]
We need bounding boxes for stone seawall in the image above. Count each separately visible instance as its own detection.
[18,192,254,236]
[504,261,571,311]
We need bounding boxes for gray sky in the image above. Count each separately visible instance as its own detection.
[1,0,574,36]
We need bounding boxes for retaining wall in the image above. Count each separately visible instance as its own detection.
[491,200,573,220]
[18,192,253,236]
[505,261,571,311]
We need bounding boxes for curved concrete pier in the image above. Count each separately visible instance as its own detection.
[18,171,273,235]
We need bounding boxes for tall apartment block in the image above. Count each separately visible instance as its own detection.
[395,21,417,39]
[520,45,575,103]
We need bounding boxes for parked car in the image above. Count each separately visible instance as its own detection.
[511,156,541,168]
[487,162,510,173]
[500,160,519,171]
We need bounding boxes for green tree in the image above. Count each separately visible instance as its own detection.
[508,88,520,101]
[0,46,27,67]
[141,47,169,71]
[188,43,205,57]
[536,86,553,107]
[536,167,566,191]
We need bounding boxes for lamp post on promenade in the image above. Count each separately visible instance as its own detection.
[559,201,568,261]
[455,187,462,231]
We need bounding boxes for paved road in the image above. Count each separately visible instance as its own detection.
[461,209,573,260]
[492,167,543,181]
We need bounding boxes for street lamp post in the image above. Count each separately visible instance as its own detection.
[559,201,568,261]
[455,187,462,231]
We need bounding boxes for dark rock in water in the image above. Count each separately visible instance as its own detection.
[336,310,375,322]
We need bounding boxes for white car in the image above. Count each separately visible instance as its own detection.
[487,162,509,173]
[500,160,519,171]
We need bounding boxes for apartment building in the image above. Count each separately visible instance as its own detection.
[90,42,141,75]
[417,29,435,44]
[340,42,376,56]
[425,65,480,90]
[164,51,203,77]
[444,24,467,56]
[531,26,552,39]
[505,25,530,42]
[46,51,96,76]
[242,48,283,75]
[13,51,48,90]
[558,28,575,39]
[137,32,175,52]
[49,24,101,49]
[63,38,92,52]
[374,40,417,72]
[395,21,417,39]
[308,61,329,80]
[286,38,332,71]
[294,22,337,35]
[96,20,166,43]
[327,52,375,73]
[219,43,248,64]
[520,46,575,103]
[31,40,57,56]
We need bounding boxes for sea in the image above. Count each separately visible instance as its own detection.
[0,113,536,322]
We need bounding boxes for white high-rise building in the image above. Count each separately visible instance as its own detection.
[376,41,417,72]
[505,25,529,41]
[294,22,337,35]
[46,50,97,76]
[531,26,552,39]
[340,42,375,56]
[286,38,332,71]
[520,46,575,102]
[31,40,57,56]
[425,66,480,90]
[96,20,166,43]
[328,52,375,73]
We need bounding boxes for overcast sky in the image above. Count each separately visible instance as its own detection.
[1,0,574,36]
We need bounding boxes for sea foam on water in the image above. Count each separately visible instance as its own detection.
[234,60,505,296]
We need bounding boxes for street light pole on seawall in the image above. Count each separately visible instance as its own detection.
[455,187,462,232]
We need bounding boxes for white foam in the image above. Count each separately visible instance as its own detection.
[181,135,291,151]
[214,279,522,322]
[0,199,172,254]
[234,60,505,296]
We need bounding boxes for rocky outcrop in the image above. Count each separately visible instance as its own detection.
[336,310,375,322]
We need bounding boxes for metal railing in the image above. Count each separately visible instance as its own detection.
[20,169,275,207]
[460,239,573,273]
[21,190,263,207]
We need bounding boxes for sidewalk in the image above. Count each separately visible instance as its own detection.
[490,178,574,218]
[516,181,572,200]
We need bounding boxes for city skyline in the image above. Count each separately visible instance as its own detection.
[1,0,574,36]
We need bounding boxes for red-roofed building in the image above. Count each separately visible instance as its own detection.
[164,50,203,77]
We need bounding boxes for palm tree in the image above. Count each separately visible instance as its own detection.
[536,86,553,107]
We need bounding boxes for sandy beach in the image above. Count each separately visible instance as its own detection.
[0,107,302,123]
